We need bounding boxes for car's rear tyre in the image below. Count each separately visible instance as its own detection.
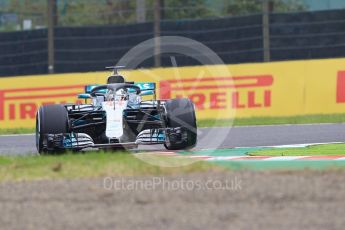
[164,98,197,150]
[36,104,69,154]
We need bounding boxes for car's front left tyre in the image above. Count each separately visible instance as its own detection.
[36,104,69,154]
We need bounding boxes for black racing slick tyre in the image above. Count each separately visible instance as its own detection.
[36,104,69,154]
[164,98,197,150]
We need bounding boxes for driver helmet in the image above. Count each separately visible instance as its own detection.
[105,89,127,101]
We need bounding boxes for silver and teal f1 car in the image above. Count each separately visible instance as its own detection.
[35,67,197,154]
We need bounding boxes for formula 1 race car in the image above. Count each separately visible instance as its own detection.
[36,67,197,154]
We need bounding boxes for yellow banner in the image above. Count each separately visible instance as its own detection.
[1,58,345,128]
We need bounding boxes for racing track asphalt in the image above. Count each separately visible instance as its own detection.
[1,123,345,155]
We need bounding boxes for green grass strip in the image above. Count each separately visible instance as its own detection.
[251,144,345,156]
[0,151,221,182]
[215,160,345,171]
[0,128,36,135]
[197,113,345,127]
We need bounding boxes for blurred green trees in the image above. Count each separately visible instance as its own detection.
[0,0,307,30]
[224,0,306,15]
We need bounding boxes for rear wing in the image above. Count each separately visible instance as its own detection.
[134,82,156,96]
[85,85,105,94]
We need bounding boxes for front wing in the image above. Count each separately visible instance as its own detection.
[41,127,187,151]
